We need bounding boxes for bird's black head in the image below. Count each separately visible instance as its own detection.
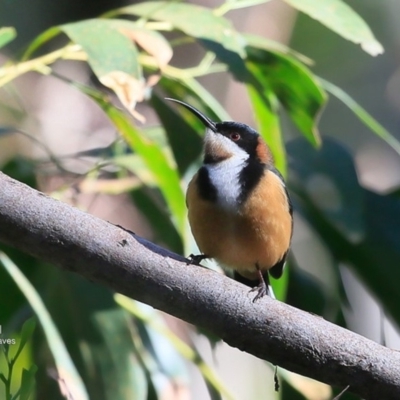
[214,121,260,159]
[165,98,271,164]
[166,98,268,157]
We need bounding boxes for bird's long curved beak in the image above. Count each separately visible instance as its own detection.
[165,98,217,132]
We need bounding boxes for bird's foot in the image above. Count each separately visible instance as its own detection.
[187,253,209,266]
[250,281,268,302]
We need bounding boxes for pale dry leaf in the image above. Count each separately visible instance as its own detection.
[100,70,161,121]
[120,28,173,68]
[100,71,146,122]
[79,177,143,194]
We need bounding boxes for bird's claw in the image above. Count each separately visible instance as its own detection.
[250,282,268,302]
[187,253,209,266]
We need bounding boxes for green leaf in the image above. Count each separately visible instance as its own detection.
[270,260,289,302]
[92,309,148,400]
[0,27,16,50]
[246,83,287,177]
[119,1,246,57]
[108,108,186,234]
[0,158,37,192]
[125,304,189,400]
[199,35,324,160]
[288,137,365,242]
[244,33,313,65]
[288,138,400,327]
[0,253,89,400]
[320,78,400,157]
[246,46,327,149]
[19,365,37,400]
[13,318,36,363]
[281,378,308,400]
[199,39,248,82]
[130,188,183,254]
[283,0,383,56]
[32,267,145,400]
[61,19,141,79]
[20,26,61,61]
[77,84,186,233]
[115,295,235,400]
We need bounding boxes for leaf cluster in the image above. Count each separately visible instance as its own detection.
[0,1,399,400]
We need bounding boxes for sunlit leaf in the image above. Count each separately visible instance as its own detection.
[104,109,186,233]
[75,84,186,233]
[284,0,383,56]
[0,27,16,50]
[0,252,89,400]
[21,26,61,60]
[246,83,287,177]
[118,1,246,57]
[244,33,313,65]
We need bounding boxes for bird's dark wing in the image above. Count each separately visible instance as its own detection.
[269,250,289,279]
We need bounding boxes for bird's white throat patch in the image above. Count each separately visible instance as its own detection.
[204,132,249,211]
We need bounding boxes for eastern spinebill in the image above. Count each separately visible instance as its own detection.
[167,98,293,301]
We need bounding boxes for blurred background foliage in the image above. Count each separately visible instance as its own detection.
[0,0,399,399]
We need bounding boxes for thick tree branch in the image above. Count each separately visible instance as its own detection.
[0,171,399,399]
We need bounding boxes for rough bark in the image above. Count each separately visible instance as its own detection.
[0,171,399,399]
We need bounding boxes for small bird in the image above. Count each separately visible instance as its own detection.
[167,98,293,301]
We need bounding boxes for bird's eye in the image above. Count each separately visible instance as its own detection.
[230,132,240,141]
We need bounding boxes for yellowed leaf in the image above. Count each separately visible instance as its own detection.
[79,177,143,194]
